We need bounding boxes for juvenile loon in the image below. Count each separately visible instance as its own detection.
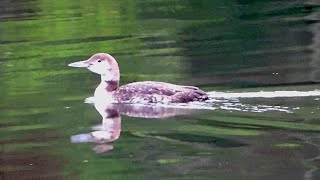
[68,53,208,103]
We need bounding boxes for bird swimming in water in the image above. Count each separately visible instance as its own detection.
[68,53,208,103]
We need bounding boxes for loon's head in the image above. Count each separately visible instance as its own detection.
[68,53,120,81]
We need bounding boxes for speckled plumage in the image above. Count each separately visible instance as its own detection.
[113,81,208,103]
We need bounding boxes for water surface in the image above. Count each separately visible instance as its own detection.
[1,0,320,179]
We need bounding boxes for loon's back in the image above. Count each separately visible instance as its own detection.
[113,81,208,103]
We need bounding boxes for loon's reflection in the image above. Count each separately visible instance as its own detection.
[71,101,200,153]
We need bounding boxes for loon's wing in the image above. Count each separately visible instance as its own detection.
[114,81,207,103]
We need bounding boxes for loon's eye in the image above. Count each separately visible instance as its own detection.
[97,60,102,63]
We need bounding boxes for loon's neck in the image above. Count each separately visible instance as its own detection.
[93,73,120,101]
[100,74,119,92]
[94,81,117,103]
[103,80,119,92]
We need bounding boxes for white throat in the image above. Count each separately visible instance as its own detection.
[101,73,114,82]
[93,81,115,104]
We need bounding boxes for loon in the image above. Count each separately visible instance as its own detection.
[68,53,208,103]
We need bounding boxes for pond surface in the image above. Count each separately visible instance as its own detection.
[1,0,320,179]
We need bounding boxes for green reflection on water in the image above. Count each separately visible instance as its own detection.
[157,159,180,164]
[274,143,301,148]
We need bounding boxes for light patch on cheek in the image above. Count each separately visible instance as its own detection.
[105,62,111,70]
[87,61,111,74]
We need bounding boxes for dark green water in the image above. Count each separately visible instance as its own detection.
[1,0,320,179]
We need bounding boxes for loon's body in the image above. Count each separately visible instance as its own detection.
[68,53,208,103]
[113,81,207,103]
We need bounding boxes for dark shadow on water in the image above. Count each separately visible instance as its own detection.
[37,35,135,46]
[196,119,266,130]
[238,4,320,20]
[149,133,247,148]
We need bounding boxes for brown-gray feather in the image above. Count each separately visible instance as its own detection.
[113,81,208,103]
